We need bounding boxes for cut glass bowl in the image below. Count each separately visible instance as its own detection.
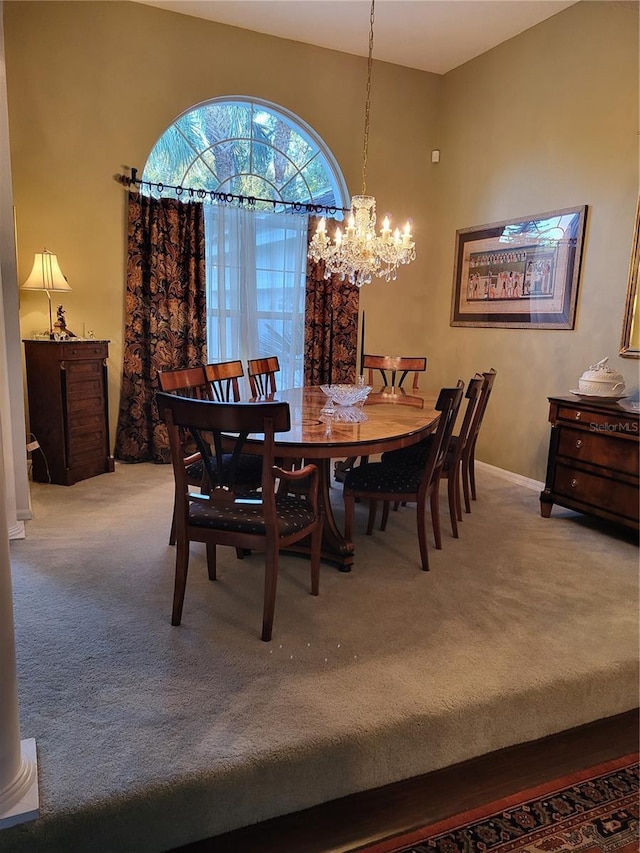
[320,383,372,407]
[320,406,368,424]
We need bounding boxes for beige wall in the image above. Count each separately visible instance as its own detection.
[425,0,639,480]
[3,0,638,481]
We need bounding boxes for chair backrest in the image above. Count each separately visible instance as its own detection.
[157,366,211,400]
[466,368,497,457]
[247,356,280,397]
[205,360,244,402]
[446,374,484,468]
[156,392,290,499]
[363,354,427,390]
[418,381,464,494]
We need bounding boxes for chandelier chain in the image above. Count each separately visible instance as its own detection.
[307,0,415,287]
[361,0,375,196]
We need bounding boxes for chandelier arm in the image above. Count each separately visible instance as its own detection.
[361,0,375,197]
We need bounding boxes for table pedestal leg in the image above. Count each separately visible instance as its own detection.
[285,458,355,571]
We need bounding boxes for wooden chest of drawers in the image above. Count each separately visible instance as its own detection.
[540,395,639,530]
[23,340,115,485]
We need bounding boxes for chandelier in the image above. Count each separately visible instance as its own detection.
[308,0,416,288]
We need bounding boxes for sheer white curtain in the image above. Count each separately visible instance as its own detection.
[204,205,308,391]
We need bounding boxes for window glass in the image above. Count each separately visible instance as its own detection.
[143,98,347,213]
[142,97,348,386]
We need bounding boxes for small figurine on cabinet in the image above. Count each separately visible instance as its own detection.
[52,305,76,339]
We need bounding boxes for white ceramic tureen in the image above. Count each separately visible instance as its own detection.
[576,357,626,397]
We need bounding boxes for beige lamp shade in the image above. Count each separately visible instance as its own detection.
[21,250,71,293]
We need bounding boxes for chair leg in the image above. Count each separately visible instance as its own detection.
[171,538,190,625]
[206,543,217,580]
[462,454,472,514]
[430,489,442,550]
[455,467,463,522]
[169,497,177,546]
[416,501,430,571]
[366,499,378,535]
[380,500,391,531]
[310,520,321,597]
[344,493,355,540]
[469,447,477,501]
[261,544,279,642]
[447,473,459,539]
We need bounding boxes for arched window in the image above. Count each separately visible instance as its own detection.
[142,97,348,387]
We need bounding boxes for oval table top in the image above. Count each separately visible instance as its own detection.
[248,385,440,460]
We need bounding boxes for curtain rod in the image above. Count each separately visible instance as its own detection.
[115,168,349,217]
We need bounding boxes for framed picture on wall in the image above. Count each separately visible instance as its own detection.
[450,206,587,329]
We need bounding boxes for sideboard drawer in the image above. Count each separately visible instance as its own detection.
[555,403,637,430]
[557,426,639,477]
[61,342,108,360]
[554,462,638,522]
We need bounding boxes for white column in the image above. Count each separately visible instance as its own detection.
[0,0,30,541]
[0,3,37,821]
[0,417,38,828]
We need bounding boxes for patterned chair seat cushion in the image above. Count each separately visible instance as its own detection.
[343,461,423,494]
[189,494,317,536]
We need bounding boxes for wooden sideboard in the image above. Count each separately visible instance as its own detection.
[540,395,639,531]
[23,339,115,485]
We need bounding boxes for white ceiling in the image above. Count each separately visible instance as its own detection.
[134,0,578,74]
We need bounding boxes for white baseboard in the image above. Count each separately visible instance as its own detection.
[476,460,544,492]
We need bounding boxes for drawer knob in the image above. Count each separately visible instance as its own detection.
[574,412,581,420]
[575,439,583,448]
[570,478,578,488]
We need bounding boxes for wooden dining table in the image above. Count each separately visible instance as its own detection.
[247,386,440,570]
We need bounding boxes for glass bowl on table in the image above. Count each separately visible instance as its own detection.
[320,383,372,410]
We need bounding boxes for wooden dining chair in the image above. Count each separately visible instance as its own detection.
[335,354,428,483]
[461,368,497,513]
[343,381,464,571]
[156,392,322,641]
[158,366,212,400]
[247,356,280,397]
[363,354,427,391]
[205,360,245,402]
[158,365,262,546]
[380,374,483,538]
[205,360,264,500]
[158,367,213,544]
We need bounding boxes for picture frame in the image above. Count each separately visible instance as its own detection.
[450,205,587,329]
[619,197,639,358]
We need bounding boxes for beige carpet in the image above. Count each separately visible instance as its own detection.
[2,461,638,852]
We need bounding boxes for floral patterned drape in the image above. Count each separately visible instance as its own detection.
[304,216,359,385]
[114,192,207,463]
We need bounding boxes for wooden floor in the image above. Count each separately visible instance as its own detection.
[173,708,639,853]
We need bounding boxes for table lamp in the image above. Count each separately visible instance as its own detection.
[21,249,72,339]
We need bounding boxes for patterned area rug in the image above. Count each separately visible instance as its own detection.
[355,753,639,853]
